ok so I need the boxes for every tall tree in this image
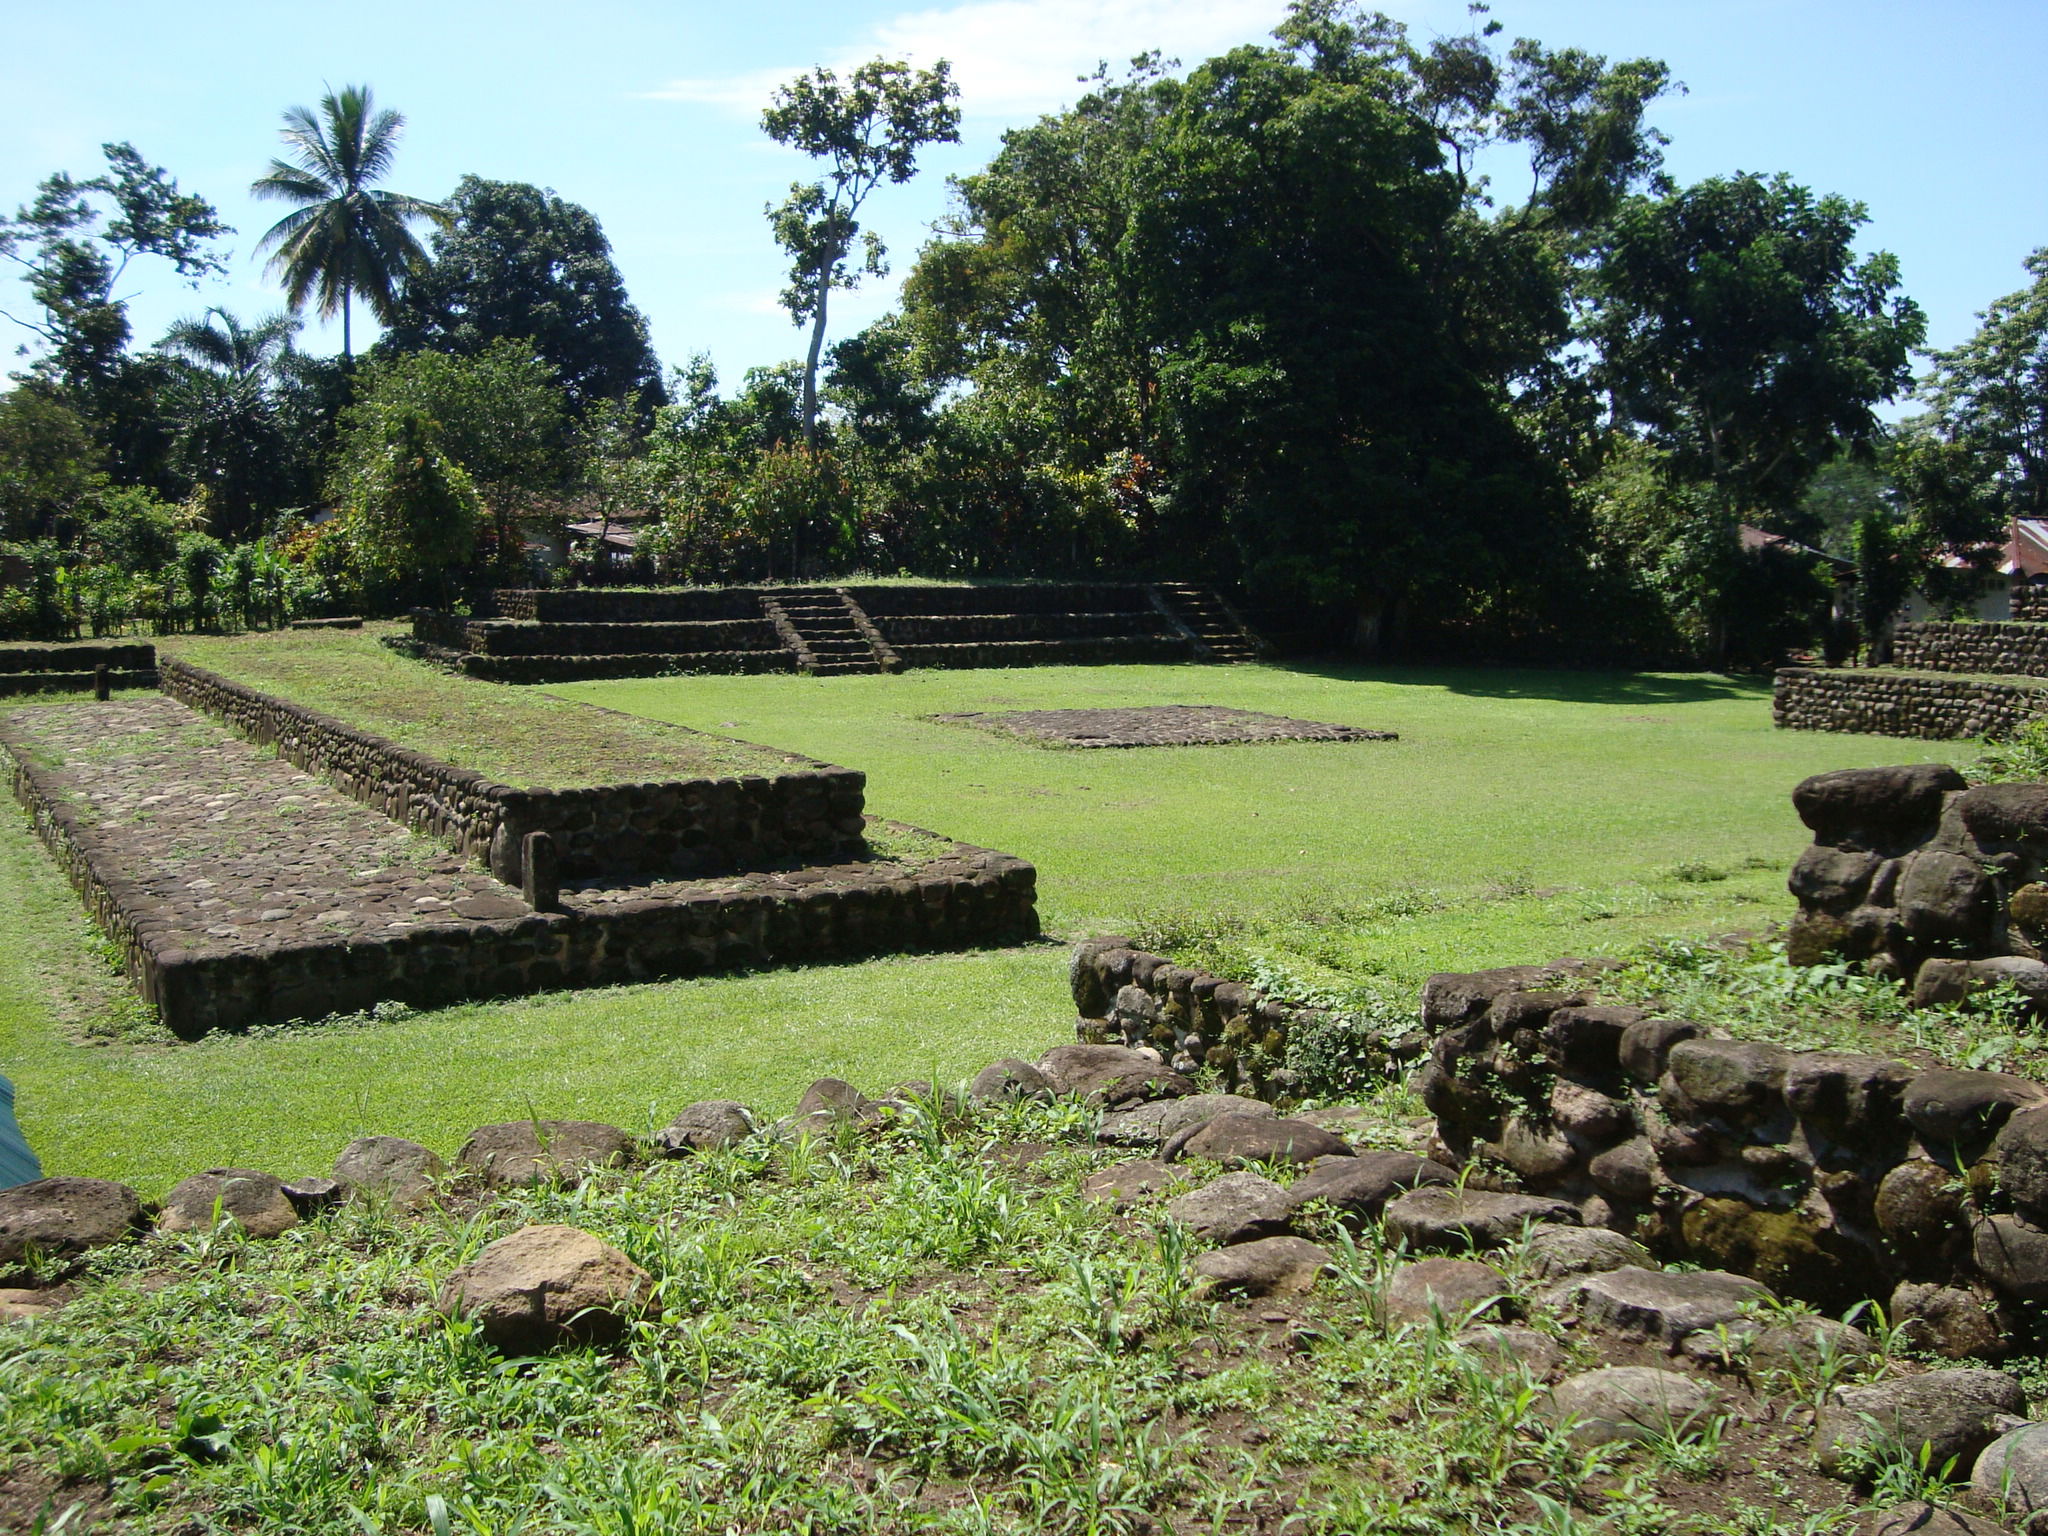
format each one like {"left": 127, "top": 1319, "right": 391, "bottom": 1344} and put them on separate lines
{"left": 250, "top": 85, "right": 446, "bottom": 359}
{"left": 762, "top": 58, "right": 959, "bottom": 446}
{"left": 387, "top": 176, "right": 664, "bottom": 416}
{"left": 1917, "top": 247, "right": 2048, "bottom": 522}
{"left": 156, "top": 307, "right": 306, "bottom": 538}
{"left": 1590, "top": 173, "right": 1924, "bottom": 522}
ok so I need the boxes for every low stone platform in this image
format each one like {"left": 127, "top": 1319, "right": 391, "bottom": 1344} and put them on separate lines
{"left": 931, "top": 704, "right": 1396, "bottom": 749}
{"left": 4, "top": 698, "right": 1037, "bottom": 1035}
{"left": 0, "top": 640, "right": 157, "bottom": 697}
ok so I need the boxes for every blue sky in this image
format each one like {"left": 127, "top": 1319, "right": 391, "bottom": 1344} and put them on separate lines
{"left": 3, "top": 0, "right": 2044, "bottom": 398}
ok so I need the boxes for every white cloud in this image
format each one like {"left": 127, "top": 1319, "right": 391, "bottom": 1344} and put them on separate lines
{"left": 644, "top": 0, "right": 1296, "bottom": 121}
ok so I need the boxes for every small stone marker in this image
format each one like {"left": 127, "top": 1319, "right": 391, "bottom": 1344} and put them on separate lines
{"left": 521, "top": 830, "right": 560, "bottom": 912}
{"left": 93, "top": 663, "right": 109, "bottom": 701}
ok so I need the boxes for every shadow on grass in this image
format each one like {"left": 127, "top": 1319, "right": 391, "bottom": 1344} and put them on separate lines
{"left": 1267, "top": 656, "right": 1772, "bottom": 706}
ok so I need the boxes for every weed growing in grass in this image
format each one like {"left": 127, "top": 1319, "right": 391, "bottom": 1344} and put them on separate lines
{"left": 1, "top": 1096, "right": 1854, "bottom": 1535}
{"left": 1610, "top": 937, "right": 2035, "bottom": 1061}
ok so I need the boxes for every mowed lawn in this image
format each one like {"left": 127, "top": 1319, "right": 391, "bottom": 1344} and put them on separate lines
{"left": 1, "top": 657, "right": 1972, "bottom": 1192}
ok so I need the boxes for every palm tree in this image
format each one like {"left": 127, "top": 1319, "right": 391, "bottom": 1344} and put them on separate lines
{"left": 249, "top": 85, "right": 446, "bottom": 359}
{"left": 160, "top": 307, "right": 300, "bottom": 388}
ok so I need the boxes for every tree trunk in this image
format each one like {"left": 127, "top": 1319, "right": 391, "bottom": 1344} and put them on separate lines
{"left": 800, "top": 278, "right": 830, "bottom": 449}
{"left": 341, "top": 282, "right": 353, "bottom": 362}
{"left": 1352, "top": 596, "right": 1385, "bottom": 657}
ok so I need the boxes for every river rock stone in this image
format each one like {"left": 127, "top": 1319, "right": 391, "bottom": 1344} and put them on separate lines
{"left": 1167, "top": 1172, "right": 1293, "bottom": 1245}
{"left": 1893, "top": 1280, "right": 2011, "bottom": 1361}
{"left": 157, "top": 1169, "right": 299, "bottom": 1238}
{"left": 1542, "top": 1366, "right": 1720, "bottom": 1448}
{"left": 1587, "top": 1138, "right": 1660, "bottom": 1202}
{"left": 0, "top": 1177, "right": 143, "bottom": 1279}
{"left": 654, "top": 1101, "right": 756, "bottom": 1155}
{"left": 1382, "top": 1187, "right": 1580, "bottom": 1253}
{"left": 1817, "top": 1368, "right": 2028, "bottom": 1479}
{"left": 1192, "top": 1235, "right": 1332, "bottom": 1298}
{"left": 458, "top": 1121, "right": 635, "bottom": 1188}
{"left": 1973, "top": 1422, "right": 2048, "bottom": 1518}
{"left": 1384, "top": 1257, "right": 1510, "bottom": 1329}
{"left": 437, "top": 1223, "right": 653, "bottom": 1353}
{"left": 1905, "top": 1071, "right": 2048, "bottom": 1150}
{"left": 1784, "top": 1053, "right": 1915, "bottom": 1135}
{"left": 1164, "top": 1114, "right": 1352, "bottom": 1167}
{"left": 969, "top": 1058, "right": 1054, "bottom": 1103}
{"left": 1539, "top": 1006, "right": 1643, "bottom": 1076}
{"left": 1081, "top": 1159, "right": 1176, "bottom": 1206}
{"left": 1421, "top": 966, "right": 1564, "bottom": 1032}
{"left": 1565, "top": 1266, "right": 1771, "bottom": 1348}
{"left": 333, "top": 1136, "right": 445, "bottom": 1209}
{"left": 1994, "top": 1108, "right": 2048, "bottom": 1224}
{"left": 1487, "top": 1116, "right": 1578, "bottom": 1180}
{"left": 1619, "top": 1018, "right": 1705, "bottom": 1085}
{"left": 1876, "top": 1161, "right": 1968, "bottom": 1256}
{"left": 1524, "top": 1227, "right": 1655, "bottom": 1281}
{"left": 1098, "top": 1094, "right": 1272, "bottom": 1148}
{"left": 1899, "top": 852, "right": 1995, "bottom": 943}
{"left": 1864, "top": 1501, "right": 2018, "bottom": 1536}
{"left": 1036, "top": 1045, "right": 1193, "bottom": 1107}
{"left": 0, "top": 1287, "right": 60, "bottom": 1324}
{"left": 1791, "top": 845, "right": 1884, "bottom": 912}
{"left": 1284, "top": 1151, "right": 1455, "bottom": 1225}
{"left": 1792, "top": 764, "right": 1963, "bottom": 846}
{"left": 1664, "top": 1039, "right": 1792, "bottom": 1122}
{"left": 1972, "top": 1215, "right": 2048, "bottom": 1302}
{"left": 1456, "top": 1324, "right": 1564, "bottom": 1379}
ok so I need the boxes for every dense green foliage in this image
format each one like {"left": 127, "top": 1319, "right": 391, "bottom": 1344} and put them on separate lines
{"left": 1, "top": 9, "right": 2038, "bottom": 656}
{"left": 388, "top": 175, "right": 664, "bottom": 417}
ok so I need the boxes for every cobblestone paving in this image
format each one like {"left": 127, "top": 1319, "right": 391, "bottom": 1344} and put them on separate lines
{"left": 928, "top": 704, "right": 1397, "bottom": 749}
{"left": 2, "top": 698, "right": 528, "bottom": 956}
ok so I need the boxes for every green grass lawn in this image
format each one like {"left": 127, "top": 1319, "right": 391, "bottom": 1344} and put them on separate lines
{"left": 561, "top": 661, "right": 1973, "bottom": 990}
{"left": 161, "top": 625, "right": 794, "bottom": 785}
{"left": 0, "top": 655, "right": 1976, "bottom": 1192}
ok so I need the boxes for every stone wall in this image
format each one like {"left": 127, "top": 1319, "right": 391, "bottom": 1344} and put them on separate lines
{"left": 1068, "top": 937, "right": 1421, "bottom": 1097}
{"left": 1417, "top": 961, "right": 2048, "bottom": 1347}
{"left": 7, "top": 731, "right": 1035, "bottom": 1035}
{"left": 492, "top": 589, "right": 775, "bottom": 623}
{"left": 893, "top": 638, "right": 1192, "bottom": 670}
{"left": 456, "top": 619, "right": 783, "bottom": 657}
{"left": 158, "top": 657, "right": 866, "bottom": 883}
{"left": 1775, "top": 666, "right": 2048, "bottom": 740}
{"left": 1893, "top": 621, "right": 2048, "bottom": 678}
{"left": 845, "top": 584, "right": 1157, "bottom": 617}
{"left": 1783, "top": 762, "right": 2048, "bottom": 1008}
{"left": 2014, "top": 584, "right": 2048, "bottom": 623}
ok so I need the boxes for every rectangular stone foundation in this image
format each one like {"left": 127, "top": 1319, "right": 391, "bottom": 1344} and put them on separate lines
{"left": 6, "top": 730, "right": 1037, "bottom": 1037}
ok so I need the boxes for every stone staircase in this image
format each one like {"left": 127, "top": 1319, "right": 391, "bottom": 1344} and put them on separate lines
{"left": 769, "top": 590, "right": 891, "bottom": 676}
{"left": 1151, "top": 583, "right": 1263, "bottom": 663}
{"left": 401, "top": 583, "right": 1277, "bottom": 682}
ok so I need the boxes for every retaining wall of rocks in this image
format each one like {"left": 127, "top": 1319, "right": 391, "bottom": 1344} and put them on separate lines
{"left": 1782, "top": 761, "right": 2048, "bottom": 1006}
{"left": 1774, "top": 666, "right": 2048, "bottom": 740}
{"left": 491, "top": 589, "right": 771, "bottom": 623}
{"left": 1892, "top": 621, "right": 2048, "bottom": 678}
{"left": 5, "top": 732, "right": 1035, "bottom": 1034}
{"left": 1418, "top": 960, "right": 2048, "bottom": 1350}
{"left": 157, "top": 657, "right": 866, "bottom": 883}
{"left": 1068, "top": 936, "right": 1423, "bottom": 1098}
{"left": 2013, "top": 584, "right": 2048, "bottom": 623}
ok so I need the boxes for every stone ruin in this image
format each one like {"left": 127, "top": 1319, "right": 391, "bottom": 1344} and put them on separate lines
{"left": 1786, "top": 762, "right": 2048, "bottom": 1008}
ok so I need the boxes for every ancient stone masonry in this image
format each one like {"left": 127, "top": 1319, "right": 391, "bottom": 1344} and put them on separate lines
{"left": 1893, "top": 620, "right": 2048, "bottom": 677}
{"left": 1781, "top": 762, "right": 2048, "bottom": 1009}
{"left": 158, "top": 656, "right": 866, "bottom": 884}
{"left": 407, "top": 583, "right": 1271, "bottom": 683}
{"left": 1774, "top": 666, "right": 2048, "bottom": 740}
{"left": 0, "top": 640, "right": 156, "bottom": 697}
{"left": 1, "top": 697, "right": 1037, "bottom": 1036}
{"left": 1417, "top": 959, "right": 2048, "bottom": 1350}
{"left": 1069, "top": 936, "right": 1424, "bottom": 1097}
{"left": 1777, "top": 583, "right": 2048, "bottom": 739}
